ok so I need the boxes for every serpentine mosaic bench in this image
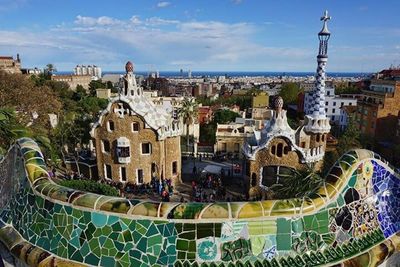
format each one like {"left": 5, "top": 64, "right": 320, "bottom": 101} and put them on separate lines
{"left": 0, "top": 138, "right": 399, "bottom": 266}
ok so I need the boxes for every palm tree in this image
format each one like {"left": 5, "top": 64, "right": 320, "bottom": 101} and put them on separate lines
{"left": 45, "top": 63, "right": 57, "bottom": 76}
{"left": 269, "top": 164, "right": 324, "bottom": 199}
{"left": 177, "top": 97, "right": 198, "bottom": 153}
{"left": 0, "top": 108, "right": 28, "bottom": 155}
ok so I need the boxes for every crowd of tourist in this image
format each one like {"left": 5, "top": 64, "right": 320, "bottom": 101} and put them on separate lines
{"left": 191, "top": 174, "right": 226, "bottom": 202}
{"left": 102, "top": 177, "right": 174, "bottom": 201}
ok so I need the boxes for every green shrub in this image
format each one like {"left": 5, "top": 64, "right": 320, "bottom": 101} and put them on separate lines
{"left": 59, "top": 179, "right": 119, "bottom": 197}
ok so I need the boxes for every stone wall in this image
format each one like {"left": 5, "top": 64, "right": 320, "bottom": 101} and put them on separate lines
{"left": 249, "top": 137, "right": 304, "bottom": 187}
{"left": 94, "top": 102, "right": 181, "bottom": 184}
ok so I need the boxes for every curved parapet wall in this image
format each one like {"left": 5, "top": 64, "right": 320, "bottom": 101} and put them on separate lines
{"left": 0, "top": 138, "right": 399, "bottom": 266}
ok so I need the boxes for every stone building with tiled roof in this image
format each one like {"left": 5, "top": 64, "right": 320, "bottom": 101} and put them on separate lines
{"left": 91, "top": 61, "right": 182, "bottom": 185}
{"left": 244, "top": 11, "right": 333, "bottom": 198}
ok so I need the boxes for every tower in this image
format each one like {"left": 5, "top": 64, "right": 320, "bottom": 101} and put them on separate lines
{"left": 304, "top": 10, "right": 331, "bottom": 134}
{"left": 120, "top": 61, "right": 141, "bottom": 96}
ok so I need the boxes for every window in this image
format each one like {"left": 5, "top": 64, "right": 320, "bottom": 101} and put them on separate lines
{"left": 221, "top": 143, "right": 227, "bottom": 152}
{"left": 120, "top": 167, "right": 127, "bottom": 182}
{"left": 117, "top": 147, "right": 130, "bottom": 157}
{"left": 104, "top": 164, "right": 112, "bottom": 179}
{"left": 276, "top": 143, "right": 283, "bottom": 157}
{"left": 108, "top": 121, "right": 115, "bottom": 131}
{"left": 251, "top": 173, "right": 257, "bottom": 187}
{"left": 234, "top": 143, "right": 240, "bottom": 153}
{"left": 325, "top": 108, "right": 328, "bottom": 113}
{"left": 316, "top": 134, "right": 320, "bottom": 142}
{"left": 137, "top": 169, "right": 144, "bottom": 184}
{"left": 333, "top": 102, "right": 336, "bottom": 106}
{"left": 102, "top": 140, "right": 110, "bottom": 153}
{"left": 261, "top": 166, "right": 277, "bottom": 187}
{"left": 332, "top": 115, "right": 335, "bottom": 121}
{"left": 325, "top": 102, "right": 328, "bottom": 106}
{"left": 172, "top": 161, "right": 178, "bottom": 175}
{"left": 341, "top": 102, "right": 344, "bottom": 107}
{"left": 283, "top": 146, "right": 289, "bottom": 155}
{"left": 141, "top": 143, "right": 152, "bottom": 155}
{"left": 271, "top": 145, "right": 276, "bottom": 155}
{"left": 349, "top": 103, "right": 352, "bottom": 106}
{"left": 132, "top": 122, "right": 139, "bottom": 132}
{"left": 332, "top": 108, "right": 336, "bottom": 114}
{"left": 327, "top": 91, "right": 330, "bottom": 96}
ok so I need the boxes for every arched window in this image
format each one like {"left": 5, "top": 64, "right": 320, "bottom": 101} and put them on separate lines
{"left": 284, "top": 146, "right": 289, "bottom": 155}
{"left": 251, "top": 173, "right": 257, "bottom": 187}
{"left": 277, "top": 143, "right": 283, "bottom": 157}
{"left": 107, "top": 120, "right": 115, "bottom": 131}
{"left": 271, "top": 145, "right": 276, "bottom": 155}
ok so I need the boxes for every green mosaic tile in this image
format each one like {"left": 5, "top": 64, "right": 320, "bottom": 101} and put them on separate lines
{"left": 276, "top": 234, "right": 291, "bottom": 250}
{"left": 91, "top": 212, "right": 108, "bottom": 228}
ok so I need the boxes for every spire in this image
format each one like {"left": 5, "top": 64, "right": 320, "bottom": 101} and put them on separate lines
{"left": 307, "top": 11, "right": 332, "bottom": 118}
{"left": 304, "top": 11, "right": 331, "bottom": 134}
{"left": 318, "top": 10, "right": 331, "bottom": 57}
{"left": 120, "top": 61, "right": 141, "bottom": 97}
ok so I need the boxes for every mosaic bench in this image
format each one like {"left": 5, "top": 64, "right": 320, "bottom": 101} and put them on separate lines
{"left": 0, "top": 138, "right": 399, "bottom": 267}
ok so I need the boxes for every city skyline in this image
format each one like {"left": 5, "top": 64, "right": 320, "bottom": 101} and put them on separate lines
{"left": 1, "top": 0, "right": 400, "bottom": 72}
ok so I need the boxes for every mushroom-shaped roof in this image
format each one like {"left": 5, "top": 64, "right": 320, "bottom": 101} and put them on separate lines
{"left": 273, "top": 96, "right": 284, "bottom": 110}
{"left": 125, "top": 61, "right": 134, "bottom": 73}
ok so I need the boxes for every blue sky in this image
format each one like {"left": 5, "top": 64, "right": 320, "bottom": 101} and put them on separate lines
{"left": 0, "top": 0, "right": 399, "bottom": 72}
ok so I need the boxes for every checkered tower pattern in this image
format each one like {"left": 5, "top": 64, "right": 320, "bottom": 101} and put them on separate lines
{"left": 308, "top": 10, "right": 331, "bottom": 118}
{"left": 309, "top": 57, "right": 328, "bottom": 117}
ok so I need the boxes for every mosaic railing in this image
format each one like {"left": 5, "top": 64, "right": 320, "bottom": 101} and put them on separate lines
{"left": 0, "top": 137, "right": 399, "bottom": 267}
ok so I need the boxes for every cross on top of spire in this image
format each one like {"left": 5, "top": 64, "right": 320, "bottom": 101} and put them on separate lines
{"left": 319, "top": 10, "right": 331, "bottom": 36}
{"left": 321, "top": 10, "right": 331, "bottom": 22}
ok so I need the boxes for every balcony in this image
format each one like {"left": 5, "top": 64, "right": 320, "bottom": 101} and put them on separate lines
{"left": 116, "top": 137, "right": 131, "bottom": 164}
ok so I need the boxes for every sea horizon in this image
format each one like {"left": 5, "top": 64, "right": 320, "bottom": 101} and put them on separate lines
{"left": 56, "top": 70, "right": 372, "bottom": 78}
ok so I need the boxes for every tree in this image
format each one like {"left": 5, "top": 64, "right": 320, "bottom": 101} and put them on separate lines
{"left": 45, "top": 63, "right": 57, "bottom": 76}
{"left": 177, "top": 98, "right": 199, "bottom": 152}
{"left": 335, "top": 83, "right": 361, "bottom": 95}
{"left": 337, "top": 115, "right": 361, "bottom": 155}
{"left": 269, "top": 165, "right": 324, "bottom": 200}
{"left": 213, "top": 109, "right": 241, "bottom": 124}
{"left": 0, "top": 71, "right": 62, "bottom": 129}
{"left": 88, "top": 80, "right": 107, "bottom": 96}
{"left": 279, "top": 82, "right": 301, "bottom": 105}
{"left": 0, "top": 108, "right": 28, "bottom": 155}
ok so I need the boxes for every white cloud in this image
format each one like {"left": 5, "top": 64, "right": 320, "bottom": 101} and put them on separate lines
{"left": 3, "top": 14, "right": 395, "bottom": 72}
{"left": 156, "top": 1, "right": 170, "bottom": 8}
{"left": 146, "top": 17, "right": 179, "bottom": 26}
{"left": 75, "top": 15, "right": 122, "bottom": 26}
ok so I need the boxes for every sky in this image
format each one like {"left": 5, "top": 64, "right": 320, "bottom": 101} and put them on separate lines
{"left": 0, "top": 0, "right": 399, "bottom": 72}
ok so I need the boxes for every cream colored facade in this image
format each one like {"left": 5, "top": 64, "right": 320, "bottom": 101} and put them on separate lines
{"left": 215, "top": 121, "right": 254, "bottom": 159}
{"left": 96, "top": 88, "right": 111, "bottom": 99}
{"left": 0, "top": 55, "right": 21, "bottom": 74}
{"left": 51, "top": 75, "right": 92, "bottom": 91}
